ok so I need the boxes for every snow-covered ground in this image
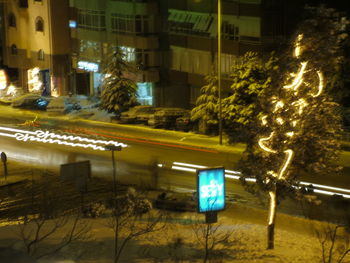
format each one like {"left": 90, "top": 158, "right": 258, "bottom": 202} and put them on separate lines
{"left": 0, "top": 202, "right": 347, "bottom": 263}
{"left": 0, "top": 95, "right": 349, "bottom": 262}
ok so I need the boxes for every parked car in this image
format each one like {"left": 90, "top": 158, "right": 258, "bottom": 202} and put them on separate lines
{"left": 11, "top": 94, "right": 50, "bottom": 110}
{"left": 148, "top": 108, "right": 189, "bottom": 129}
{"left": 135, "top": 107, "right": 159, "bottom": 124}
{"left": 175, "top": 112, "right": 197, "bottom": 132}
{"left": 119, "top": 105, "right": 155, "bottom": 124}
{"left": 153, "top": 192, "right": 197, "bottom": 212}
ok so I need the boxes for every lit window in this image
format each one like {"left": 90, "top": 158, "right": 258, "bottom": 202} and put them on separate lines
{"left": 11, "top": 44, "right": 18, "bottom": 55}
{"left": 120, "top": 46, "right": 135, "bottom": 62}
{"left": 35, "top": 17, "right": 44, "bottom": 32}
{"left": 137, "top": 82, "right": 153, "bottom": 105}
{"left": 8, "top": 13, "right": 16, "bottom": 28}
{"left": 38, "top": 49, "right": 44, "bottom": 60}
{"left": 69, "top": 20, "right": 77, "bottom": 28}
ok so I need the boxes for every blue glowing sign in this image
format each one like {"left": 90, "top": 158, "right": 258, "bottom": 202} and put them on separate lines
{"left": 77, "top": 61, "right": 99, "bottom": 72}
{"left": 197, "top": 167, "right": 225, "bottom": 213}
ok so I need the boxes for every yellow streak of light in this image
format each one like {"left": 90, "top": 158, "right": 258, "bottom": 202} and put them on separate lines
{"left": 311, "top": 71, "right": 324, "bottom": 97}
{"left": 276, "top": 118, "right": 284, "bottom": 125}
{"left": 268, "top": 191, "right": 276, "bottom": 225}
{"left": 258, "top": 132, "right": 277, "bottom": 153}
{"left": 278, "top": 149, "right": 294, "bottom": 180}
{"left": 283, "top": 62, "right": 308, "bottom": 90}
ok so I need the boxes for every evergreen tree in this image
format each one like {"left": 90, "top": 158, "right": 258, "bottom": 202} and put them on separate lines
{"left": 100, "top": 47, "right": 138, "bottom": 114}
{"left": 222, "top": 52, "right": 279, "bottom": 143}
{"left": 239, "top": 5, "right": 348, "bottom": 249}
{"left": 191, "top": 71, "right": 219, "bottom": 135}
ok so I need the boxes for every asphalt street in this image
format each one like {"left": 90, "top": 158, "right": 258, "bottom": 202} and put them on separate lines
{"left": 0, "top": 105, "right": 350, "bottom": 223}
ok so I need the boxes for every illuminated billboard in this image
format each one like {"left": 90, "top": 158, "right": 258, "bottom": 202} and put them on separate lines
{"left": 197, "top": 167, "right": 225, "bottom": 213}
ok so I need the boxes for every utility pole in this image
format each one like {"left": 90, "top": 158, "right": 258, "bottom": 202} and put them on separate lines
{"left": 104, "top": 145, "right": 122, "bottom": 195}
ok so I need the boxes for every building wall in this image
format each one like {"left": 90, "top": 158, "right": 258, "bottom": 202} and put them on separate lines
{"left": 2, "top": 0, "right": 70, "bottom": 95}
{"left": 69, "top": 0, "right": 160, "bottom": 85}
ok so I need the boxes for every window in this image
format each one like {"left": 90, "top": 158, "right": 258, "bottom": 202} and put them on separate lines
{"left": 38, "top": 49, "right": 44, "bottom": 60}
{"left": 69, "top": 20, "right": 77, "bottom": 28}
{"left": 18, "top": 0, "right": 28, "bottom": 8}
{"left": 120, "top": 46, "right": 136, "bottom": 62}
{"left": 11, "top": 44, "right": 18, "bottom": 55}
{"left": 137, "top": 82, "right": 153, "bottom": 105}
{"left": 35, "top": 17, "right": 44, "bottom": 32}
{"left": 168, "top": 9, "right": 213, "bottom": 37}
{"left": 111, "top": 13, "right": 149, "bottom": 34}
{"left": 79, "top": 40, "right": 101, "bottom": 60}
{"left": 222, "top": 21, "right": 239, "bottom": 40}
{"left": 8, "top": 13, "right": 16, "bottom": 28}
{"left": 77, "top": 9, "right": 106, "bottom": 31}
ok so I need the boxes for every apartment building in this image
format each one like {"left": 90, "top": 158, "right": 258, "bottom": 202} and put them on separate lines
{"left": 1, "top": 0, "right": 311, "bottom": 107}
{"left": 164, "top": 0, "right": 307, "bottom": 108}
{"left": 2, "top": 0, "right": 71, "bottom": 96}
{"left": 69, "top": 0, "right": 160, "bottom": 105}
{"left": 68, "top": 0, "right": 305, "bottom": 108}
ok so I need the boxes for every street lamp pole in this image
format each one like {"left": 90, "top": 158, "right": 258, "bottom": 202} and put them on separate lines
{"left": 217, "top": 0, "right": 223, "bottom": 145}
{"left": 105, "top": 145, "right": 122, "bottom": 195}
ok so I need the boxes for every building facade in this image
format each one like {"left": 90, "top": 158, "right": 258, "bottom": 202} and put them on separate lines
{"left": 68, "top": 0, "right": 305, "bottom": 108}
{"left": 69, "top": 0, "right": 160, "bottom": 105}
{"left": 2, "top": 0, "right": 71, "bottom": 96}
{"left": 1, "top": 0, "right": 306, "bottom": 106}
{"left": 164, "top": 0, "right": 305, "bottom": 108}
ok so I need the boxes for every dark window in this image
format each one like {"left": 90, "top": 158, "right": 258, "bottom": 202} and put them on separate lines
{"left": 38, "top": 49, "right": 44, "bottom": 60}
{"left": 77, "top": 9, "right": 106, "bottom": 31}
{"left": 8, "top": 13, "right": 16, "bottom": 28}
{"left": 18, "top": 0, "right": 28, "bottom": 8}
{"left": 35, "top": 17, "right": 44, "bottom": 32}
{"left": 111, "top": 13, "right": 149, "bottom": 35}
{"left": 11, "top": 44, "right": 18, "bottom": 55}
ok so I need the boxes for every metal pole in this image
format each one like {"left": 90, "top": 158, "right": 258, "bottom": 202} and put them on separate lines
{"left": 217, "top": 0, "right": 223, "bottom": 145}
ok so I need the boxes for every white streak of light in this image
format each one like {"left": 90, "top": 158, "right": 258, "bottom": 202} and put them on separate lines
{"left": 300, "top": 181, "right": 350, "bottom": 194}
{"left": 171, "top": 165, "right": 196, "bottom": 172}
{"left": 173, "top": 162, "right": 207, "bottom": 169}
{"left": 0, "top": 132, "right": 17, "bottom": 138}
{"left": 225, "top": 169, "right": 241, "bottom": 175}
{"left": 312, "top": 189, "right": 350, "bottom": 199}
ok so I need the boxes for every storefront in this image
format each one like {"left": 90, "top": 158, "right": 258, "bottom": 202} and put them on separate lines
{"left": 137, "top": 82, "right": 153, "bottom": 105}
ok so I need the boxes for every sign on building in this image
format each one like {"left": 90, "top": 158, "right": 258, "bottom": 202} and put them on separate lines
{"left": 197, "top": 167, "right": 225, "bottom": 213}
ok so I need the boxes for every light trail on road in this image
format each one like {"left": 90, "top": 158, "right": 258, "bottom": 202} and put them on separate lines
{"left": 0, "top": 126, "right": 128, "bottom": 151}
{"left": 64, "top": 127, "right": 219, "bottom": 153}
{"left": 171, "top": 161, "right": 350, "bottom": 199}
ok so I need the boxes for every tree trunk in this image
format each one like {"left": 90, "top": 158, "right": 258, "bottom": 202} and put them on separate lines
{"left": 203, "top": 224, "right": 210, "bottom": 263}
{"left": 267, "top": 189, "right": 277, "bottom": 249}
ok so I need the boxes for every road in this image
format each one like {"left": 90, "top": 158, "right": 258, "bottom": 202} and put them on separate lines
{"left": 0, "top": 106, "right": 350, "bottom": 223}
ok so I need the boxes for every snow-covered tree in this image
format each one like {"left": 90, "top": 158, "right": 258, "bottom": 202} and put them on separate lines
{"left": 191, "top": 71, "right": 219, "bottom": 135}
{"left": 108, "top": 187, "right": 165, "bottom": 263}
{"left": 100, "top": 47, "right": 138, "bottom": 114}
{"left": 239, "top": 5, "right": 348, "bottom": 249}
{"left": 222, "top": 52, "right": 279, "bottom": 143}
